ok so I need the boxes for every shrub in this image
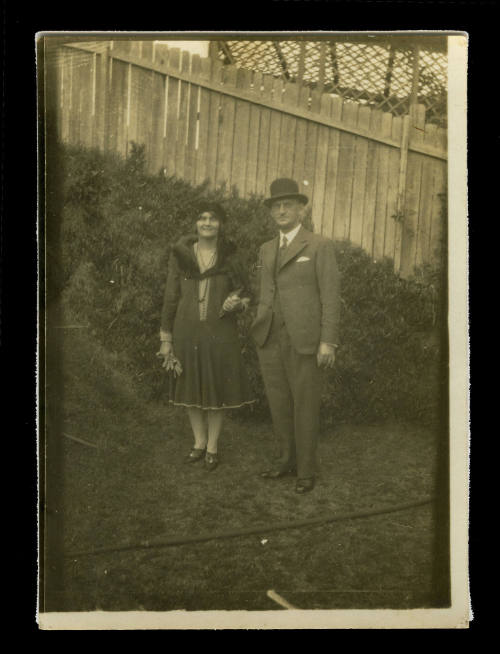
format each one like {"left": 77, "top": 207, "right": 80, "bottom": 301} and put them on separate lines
{"left": 55, "top": 144, "right": 446, "bottom": 429}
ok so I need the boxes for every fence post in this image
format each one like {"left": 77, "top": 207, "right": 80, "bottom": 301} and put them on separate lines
{"left": 393, "top": 114, "right": 411, "bottom": 274}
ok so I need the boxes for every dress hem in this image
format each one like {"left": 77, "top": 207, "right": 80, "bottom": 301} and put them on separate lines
{"left": 169, "top": 399, "right": 257, "bottom": 411}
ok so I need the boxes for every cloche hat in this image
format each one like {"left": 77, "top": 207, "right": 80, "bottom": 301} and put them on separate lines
{"left": 196, "top": 200, "right": 228, "bottom": 222}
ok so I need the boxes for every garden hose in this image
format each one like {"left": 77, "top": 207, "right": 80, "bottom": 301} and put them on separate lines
{"left": 67, "top": 496, "right": 433, "bottom": 559}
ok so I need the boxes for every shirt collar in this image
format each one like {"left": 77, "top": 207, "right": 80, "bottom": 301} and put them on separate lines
{"left": 280, "top": 223, "right": 301, "bottom": 246}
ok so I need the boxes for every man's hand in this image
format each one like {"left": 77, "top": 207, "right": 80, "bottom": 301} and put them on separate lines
{"left": 317, "top": 342, "right": 336, "bottom": 369}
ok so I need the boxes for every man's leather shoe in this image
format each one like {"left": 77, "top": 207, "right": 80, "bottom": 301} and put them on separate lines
{"left": 295, "top": 478, "right": 315, "bottom": 494}
{"left": 260, "top": 467, "right": 296, "bottom": 479}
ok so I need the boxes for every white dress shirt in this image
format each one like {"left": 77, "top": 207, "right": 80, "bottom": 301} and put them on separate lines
{"left": 280, "top": 223, "right": 302, "bottom": 247}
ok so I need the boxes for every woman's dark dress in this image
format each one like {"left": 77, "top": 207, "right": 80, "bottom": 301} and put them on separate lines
{"left": 161, "top": 235, "right": 255, "bottom": 410}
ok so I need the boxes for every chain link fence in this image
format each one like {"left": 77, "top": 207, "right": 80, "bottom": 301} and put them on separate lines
{"left": 217, "top": 37, "right": 447, "bottom": 126}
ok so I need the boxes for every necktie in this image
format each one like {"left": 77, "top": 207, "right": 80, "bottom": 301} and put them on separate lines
{"left": 278, "top": 235, "right": 288, "bottom": 267}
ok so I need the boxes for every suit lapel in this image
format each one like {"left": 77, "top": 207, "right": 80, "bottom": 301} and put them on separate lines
{"left": 278, "top": 226, "right": 309, "bottom": 271}
{"left": 263, "top": 236, "right": 280, "bottom": 275}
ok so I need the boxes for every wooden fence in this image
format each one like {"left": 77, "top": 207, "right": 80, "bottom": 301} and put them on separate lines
{"left": 47, "top": 39, "right": 447, "bottom": 277}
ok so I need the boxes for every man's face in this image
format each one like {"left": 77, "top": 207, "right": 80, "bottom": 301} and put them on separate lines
{"left": 270, "top": 198, "right": 304, "bottom": 233}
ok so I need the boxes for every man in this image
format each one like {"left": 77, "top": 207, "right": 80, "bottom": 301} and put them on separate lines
{"left": 251, "top": 178, "right": 340, "bottom": 494}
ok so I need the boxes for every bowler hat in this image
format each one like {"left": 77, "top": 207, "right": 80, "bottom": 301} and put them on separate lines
{"left": 264, "top": 178, "right": 309, "bottom": 208}
{"left": 196, "top": 200, "right": 227, "bottom": 222}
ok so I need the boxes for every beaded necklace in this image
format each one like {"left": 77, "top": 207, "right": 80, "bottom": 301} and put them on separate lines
{"left": 195, "top": 243, "right": 217, "bottom": 305}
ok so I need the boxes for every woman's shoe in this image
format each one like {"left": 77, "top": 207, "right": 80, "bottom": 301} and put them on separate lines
{"left": 205, "top": 452, "right": 219, "bottom": 471}
{"left": 184, "top": 447, "right": 206, "bottom": 464}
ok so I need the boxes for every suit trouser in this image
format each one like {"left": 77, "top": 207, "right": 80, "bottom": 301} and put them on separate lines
{"left": 257, "top": 320, "right": 324, "bottom": 479}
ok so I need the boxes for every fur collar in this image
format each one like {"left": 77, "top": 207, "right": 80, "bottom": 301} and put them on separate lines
{"left": 172, "top": 234, "right": 237, "bottom": 277}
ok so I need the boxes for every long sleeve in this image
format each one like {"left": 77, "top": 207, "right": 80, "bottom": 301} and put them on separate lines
{"left": 249, "top": 246, "right": 263, "bottom": 309}
{"left": 315, "top": 239, "right": 341, "bottom": 346}
{"left": 160, "top": 249, "right": 181, "bottom": 333}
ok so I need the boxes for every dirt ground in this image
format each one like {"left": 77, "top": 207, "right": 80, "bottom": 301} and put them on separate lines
{"left": 42, "top": 326, "right": 440, "bottom": 613}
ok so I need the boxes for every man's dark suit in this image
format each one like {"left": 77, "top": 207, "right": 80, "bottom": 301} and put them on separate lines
{"left": 252, "top": 225, "right": 340, "bottom": 479}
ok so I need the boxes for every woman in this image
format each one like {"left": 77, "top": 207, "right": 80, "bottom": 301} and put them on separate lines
{"left": 157, "top": 201, "right": 255, "bottom": 471}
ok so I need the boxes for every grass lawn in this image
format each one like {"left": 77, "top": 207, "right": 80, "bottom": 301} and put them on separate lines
{"left": 44, "top": 321, "right": 441, "bottom": 613}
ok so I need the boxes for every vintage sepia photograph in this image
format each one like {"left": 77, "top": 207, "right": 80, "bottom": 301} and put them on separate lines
{"left": 37, "top": 31, "right": 469, "bottom": 629}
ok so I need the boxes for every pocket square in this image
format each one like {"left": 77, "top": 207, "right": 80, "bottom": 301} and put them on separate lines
{"left": 297, "top": 256, "right": 310, "bottom": 262}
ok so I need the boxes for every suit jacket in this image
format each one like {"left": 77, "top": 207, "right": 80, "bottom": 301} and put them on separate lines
{"left": 251, "top": 226, "right": 340, "bottom": 354}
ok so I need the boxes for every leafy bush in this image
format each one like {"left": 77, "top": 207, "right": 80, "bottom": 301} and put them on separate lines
{"left": 56, "top": 143, "right": 446, "bottom": 429}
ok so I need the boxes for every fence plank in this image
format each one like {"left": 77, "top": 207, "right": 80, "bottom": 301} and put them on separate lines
{"left": 155, "top": 43, "right": 170, "bottom": 67}
{"left": 149, "top": 71, "right": 165, "bottom": 174}
{"left": 110, "top": 58, "right": 122, "bottom": 154}
{"left": 291, "top": 86, "right": 310, "bottom": 192}
{"left": 435, "top": 125, "right": 447, "bottom": 152}
{"left": 333, "top": 101, "right": 359, "bottom": 241}
{"left": 255, "top": 74, "right": 273, "bottom": 197}
{"left": 349, "top": 105, "right": 371, "bottom": 246}
{"left": 204, "top": 87, "right": 222, "bottom": 188}
{"left": 415, "top": 123, "right": 438, "bottom": 268}
{"left": 141, "top": 40, "right": 153, "bottom": 62}
{"left": 400, "top": 105, "right": 426, "bottom": 277}
{"left": 277, "top": 81, "right": 298, "bottom": 180}
{"left": 215, "top": 65, "right": 237, "bottom": 191}
{"left": 71, "top": 50, "right": 82, "bottom": 145}
{"left": 361, "top": 109, "right": 383, "bottom": 256}
{"left": 114, "top": 40, "right": 131, "bottom": 56}
{"left": 245, "top": 72, "right": 263, "bottom": 196}
{"left": 174, "top": 52, "right": 191, "bottom": 180}
{"left": 428, "top": 123, "right": 447, "bottom": 266}
{"left": 383, "top": 115, "right": 403, "bottom": 262}
{"left": 61, "top": 49, "right": 72, "bottom": 143}
{"left": 68, "top": 49, "right": 80, "bottom": 145}
{"left": 322, "top": 96, "right": 343, "bottom": 239}
{"left": 81, "top": 52, "right": 93, "bottom": 147}
{"left": 311, "top": 94, "right": 332, "bottom": 233}
{"left": 393, "top": 115, "right": 411, "bottom": 272}
{"left": 194, "top": 58, "right": 212, "bottom": 186}
{"left": 428, "top": 161, "right": 446, "bottom": 265}
{"left": 301, "top": 85, "right": 319, "bottom": 213}
{"left": 204, "top": 89, "right": 221, "bottom": 187}
{"left": 108, "top": 58, "right": 127, "bottom": 154}
{"left": 266, "top": 79, "right": 284, "bottom": 190}
{"left": 145, "top": 69, "right": 155, "bottom": 162}
{"left": 164, "top": 50, "right": 181, "bottom": 177}
{"left": 127, "top": 64, "right": 140, "bottom": 153}
{"left": 123, "top": 60, "right": 136, "bottom": 156}
{"left": 96, "top": 48, "right": 110, "bottom": 151}
{"left": 372, "top": 112, "right": 393, "bottom": 261}
{"left": 89, "top": 52, "right": 98, "bottom": 148}
{"left": 184, "top": 56, "right": 201, "bottom": 184}
{"left": 231, "top": 68, "right": 252, "bottom": 196}
{"left": 203, "top": 59, "right": 223, "bottom": 188}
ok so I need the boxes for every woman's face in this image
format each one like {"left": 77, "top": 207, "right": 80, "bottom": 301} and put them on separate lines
{"left": 196, "top": 211, "right": 221, "bottom": 239}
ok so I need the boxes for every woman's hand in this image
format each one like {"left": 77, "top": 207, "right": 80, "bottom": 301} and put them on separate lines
{"left": 222, "top": 295, "right": 243, "bottom": 313}
{"left": 157, "top": 341, "right": 174, "bottom": 368}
